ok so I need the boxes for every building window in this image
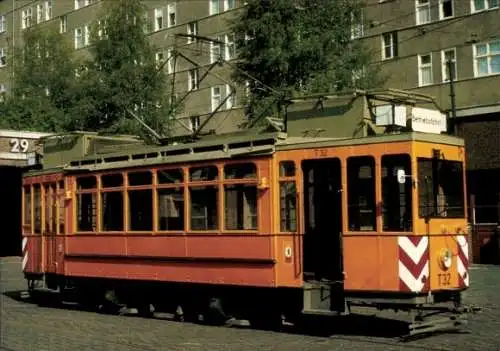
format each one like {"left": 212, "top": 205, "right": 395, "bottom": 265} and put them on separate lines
{"left": 188, "top": 68, "right": 198, "bottom": 91}
{"left": 154, "top": 8, "right": 163, "bottom": 31}
{"left": 225, "top": 33, "right": 236, "bottom": 60}
{"left": 187, "top": 21, "right": 198, "bottom": 43}
{"left": 0, "top": 84, "right": 6, "bottom": 102}
{"left": 167, "top": 48, "right": 174, "bottom": 74}
{"left": 60, "top": 16, "right": 67, "bottom": 33}
{"left": 74, "top": 26, "right": 90, "bottom": 49}
{"left": 45, "top": 1, "right": 52, "bottom": 21}
{"left": 418, "top": 53, "right": 433, "bottom": 86}
{"left": 75, "top": 0, "right": 93, "bottom": 10}
{"left": 225, "top": 0, "right": 236, "bottom": 11}
{"left": 155, "top": 51, "right": 164, "bottom": 69}
{"left": 382, "top": 32, "right": 398, "bottom": 59}
{"left": 210, "top": 0, "right": 221, "bottom": 15}
{"left": 474, "top": 39, "right": 500, "bottom": 76}
{"left": 350, "top": 11, "right": 364, "bottom": 39}
{"left": 0, "top": 48, "right": 6, "bottom": 67}
{"left": 225, "top": 84, "right": 236, "bottom": 109}
{"left": 441, "top": 48, "right": 457, "bottom": 82}
{"left": 416, "top": 0, "right": 431, "bottom": 25}
{"left": 0, "top": 15, "right": 5, "bottom": 33}
{"left": 189, "top": 116, "right": 200, "bottom": 132}
{"left": 211, "top": 86, "right": 222, "bottom": 112}
{"left": 21, "top": 8, "right": 33, "bottom": 29}
{"left": 37, "top": 4, "right": 44, "bottom": 23}
{"left": 472, "top": 0, "right": 499, "bottom": 12}
{"left": 210, "top": 36, "right": 223, "bottom": 63}
{"left": 439, "top": 0, "right": 454, "bottom": 19}
{"left": 167, "top": 3, "right": 176, "bottom": 27}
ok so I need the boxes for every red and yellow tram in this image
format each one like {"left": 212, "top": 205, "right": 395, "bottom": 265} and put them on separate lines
{"left": 21, "top": 130, "right": 472, "bottom": 335}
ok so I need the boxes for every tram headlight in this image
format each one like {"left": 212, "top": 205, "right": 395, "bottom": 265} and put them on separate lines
{"left": 439, "top": 248, "right": 452, "bottom": 270}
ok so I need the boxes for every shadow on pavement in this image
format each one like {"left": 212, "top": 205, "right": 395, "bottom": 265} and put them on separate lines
{"left": 2, "top": 289, "right": 469, "bottom": 341}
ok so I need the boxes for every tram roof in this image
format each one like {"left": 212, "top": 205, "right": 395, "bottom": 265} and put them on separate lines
{"left": 24, "top": 130, "right": 464, "bottom": 175}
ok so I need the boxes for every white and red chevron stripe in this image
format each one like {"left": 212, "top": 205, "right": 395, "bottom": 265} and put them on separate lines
{"left": 398, "top": 236, "right": 429, "bottom": 293}
{"left": 22, "top": 237, "right": 28, "bottom": 271}
{"left": 456, "top": 235, "right": 469, "bottom": 288}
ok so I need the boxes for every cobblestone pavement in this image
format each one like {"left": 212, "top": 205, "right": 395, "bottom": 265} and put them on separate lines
{"left": 1, "top": 257, "right": 499, "bottom": 351}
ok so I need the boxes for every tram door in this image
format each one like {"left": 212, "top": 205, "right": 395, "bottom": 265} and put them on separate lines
{"left": 302, "top": 158, "right": 343, "bottom": 283}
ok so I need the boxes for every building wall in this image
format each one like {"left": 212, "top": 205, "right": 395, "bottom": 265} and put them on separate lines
{"left": 0, "top": 0, "right": 247, "bottom": 136}
{"left": 357, "top": 0, "right": 500, "bottom": 223}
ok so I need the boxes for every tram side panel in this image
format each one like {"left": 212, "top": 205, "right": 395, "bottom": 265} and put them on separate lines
{"left": 62, "top": 158, "right": 286, "bottom": 288}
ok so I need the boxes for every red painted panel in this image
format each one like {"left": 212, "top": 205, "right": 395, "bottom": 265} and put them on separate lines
{"left": 126, "top": 236, "right": 187, "bottom": 257}
{"left": 64, "top": 258, "right": 276, "bottom": 287}
{"left": 66, "top": 236, "right": 127, "bottom": 256}
{"left": 185, "top": 235, "right": 272, "bottom": 259}
{"left": 25, "top": 236, "right": 42, "bottom": 274}
{"left": 56, "top": 237, "right": 65, "bottom": 275}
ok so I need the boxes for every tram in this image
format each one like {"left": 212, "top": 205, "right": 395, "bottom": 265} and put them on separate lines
{"left": 21, "top": 128, "right": 473, "bottom": 336}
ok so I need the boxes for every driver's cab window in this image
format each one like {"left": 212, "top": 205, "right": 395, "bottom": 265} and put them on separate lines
{"left": 382, "top": 154, "right": 413, "bottom": 232}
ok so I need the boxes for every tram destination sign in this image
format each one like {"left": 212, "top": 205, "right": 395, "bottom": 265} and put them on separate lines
{"left": 0, "top": 130, "right": 51, "bottom": 166}
{"left": 410, "top": 107, "right": 447, "bottom": 134}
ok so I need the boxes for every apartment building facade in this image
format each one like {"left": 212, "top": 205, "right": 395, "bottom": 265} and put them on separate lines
{"left": 0, "top": 0, "right": 246, "bottom": 136}
{"left": 357, "top": 0, "right": 500, "bottom": 224}
{"left": 0, "top": 0, "right": 498, "bottom": 222}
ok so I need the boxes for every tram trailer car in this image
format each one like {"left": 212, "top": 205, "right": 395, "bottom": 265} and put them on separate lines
{"left": 21, "top": 131, "right": 473, "bottom": 335}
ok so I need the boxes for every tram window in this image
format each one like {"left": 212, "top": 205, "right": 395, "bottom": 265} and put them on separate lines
{"left": 77, "top": 193, "right": 97, "bottom": 232}
{"left": 190, "top": 186, "right": 218, "bottom": 230}
{"left": 158, "top": 168, "right": 183, "bottom": 184}
{"left": 101, "top": 192, "right": 124, "bottom": 231}
{"left": 58, "top": 196, "right": 65, "bottom": 234}
{"left": 224, "top": 163, "right": 256, "bottom": 179}
{"left": 44, "top": 185, "right": 52, "bottom": 233}
{"left": 33, "top": 184, "right": 41, "bottom": 234}
{"left": 24, "top": 186, "right": 32, "bottom": 227}
{"left": 279, "top": 161, "right": 295, "bottom": 177}
{"left": 102, "top": 174, "right": 123, "bottom": 188}
{"left": 129, "top": 190, "right": 153, "bottom": 231}
{"left": 418, "top": 158, "right": 465, "bottom": 218}
{"left": 77, "top": 176, "right": 97, "bottom": 190}
{"left": 225, "top": 184, "right": 257, "bottom": 230}
{"left": 158, "top": 188, "right": 184, "bottom": 230}
{"left": 128, "top": 171, "right": 153, "bottom": 186}
{"left": 347, "top": 156, "right": 376, "bottom": 231}
{"left": 382, "top": 155, "right": 412, "bottom": 231}
{"left": 51, "top": 184, "right": 57, "bottom": 233}
{"left": 280, "top": 182, "right": 297, "bottom": 232}
{"left": 190, "top": 166, "right": 218, "bottom": 181}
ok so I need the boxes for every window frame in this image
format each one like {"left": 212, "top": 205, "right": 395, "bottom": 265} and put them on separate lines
{"left": 211, "top": 85, "right": 222, "bottom": 112}
{"left": 473, "top": 39, "right": 500, "bottom": 77}
{"left": 471, "top": 0, "right": 499, "bottom": 13}
{"left": 156, "top": 167, "right": 186, "bottom": 233}
{"left": 346, "top": 155, "right": 377, "bottom": 232}
{"left": 439, "top": 0, "right": 454, "bottom": 20}
{"left": 382, "top": 32, "right": 398, "bottom": 60}
{"left": 278, "top": 161, "right": 297, "bottom": 233}
{"left": 222, "top": 162, "right": 259, "bottom": 232}
{"left": 75, "top": 175, "right": 98, "bottom": 233}
{"left": 188, "top": 164, "right": 220, "bottom": 232}
{"left": 418, "top": 53, "right": 433, "bottom": 86}
{"left": 441, "top": 47, "right": 457, "bottom": 82}
{"left": 416, "top": 0, "right": 431, "bottom": 25}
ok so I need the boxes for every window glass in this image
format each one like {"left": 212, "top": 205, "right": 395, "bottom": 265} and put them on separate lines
{"left": 347, "top": 156, "right": 376, "bottom": 231}
{"left": 190, "top": 166, "right": 218, "bottom": 181}
{"left": 102, "top": 174, "right": 123, "bottom": 188}
{"left": 101, "top": 191, "right": 123, "bottom": 231}
{"left": 158, "top": 168, "right": 183, "bottom": 184}
{"left": 33, "top": 184, "right": 42, "bottom": 234}
{"left": 190, "top": 186, "right": 218, "bottom": 230}
{"left": 24, "top": 186, "right": 32, "bottom": 227}
{"left": 225, "top": 184, "right": 257, "bottom": 230}
{"left": 128, "top": 171, "right": 152, "bottom": 186}
{"left": 77, "top": 193, "right": 96, "bottom": 231}
{"left": 77, "top": 176, "right": 96, "bottom": 190}
{"left": 224, "top": 163, "right": 256, "bottom": 179}
{"left": 418, "top": 158, "right": 465, "bottom": 218}
{"left": 382, "top": 155, "right": 413, "bottom": 231}
{"left": 158, "top": 188, "right": 184, "bottom": 230}
{"left": 279, "top": 161, "right": 295, "bottom": 177}
{"left": 279, "top": 182, "right": 297, "bottom": 232}
{"left": 129, "top": 190, "right": 153, "bottom": 230}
